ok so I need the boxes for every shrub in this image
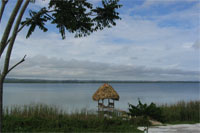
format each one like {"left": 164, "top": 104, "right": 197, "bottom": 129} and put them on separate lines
{"left": 128, "top": 100, "right": 164, "bottom": 122}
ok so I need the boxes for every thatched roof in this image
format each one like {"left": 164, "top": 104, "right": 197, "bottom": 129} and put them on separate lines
{"left": 92, "top": 83, "right": 119, "bottom": 101}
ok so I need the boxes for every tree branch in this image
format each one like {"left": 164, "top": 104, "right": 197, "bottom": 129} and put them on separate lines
{"left": 45, "top": 12, "right": 55, "bottom": 20}
{"left": 2, "top": 0, "right": 29, "bottom": 78}
{"left": 6, "top": 55, "right": 26, "bottom": 75}
{"left": 0, "top": 0, "right": 8, "bottom": 23}
{"left": 5, "top": 20, "right": 30, "bottom": 45}
{"left": 5, "top": 9, "right": 55, "bottom": 46}
{"left": 0, "top": 0, "right": 23, "bottom": 58}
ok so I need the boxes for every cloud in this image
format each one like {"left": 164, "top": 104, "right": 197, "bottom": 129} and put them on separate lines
{"left": 33, "top": 0, "right": 49, "bottom": 7}
{"left": 192, "top": 40, "right": 200, "bottom": 49}
{"left": 129, "top": 0, "right": 199, "bottom": 29}
{"left": 0, "top": 0, "right": 199, "bottom": 81}
{"left": 135, "top": 0, "right": 199, "bottom": 10}
{"left": 6, "top": 5, "right": 198, "bottom": 74}
{"left": 7, "top": 56, "right": 200, "bottom": 81}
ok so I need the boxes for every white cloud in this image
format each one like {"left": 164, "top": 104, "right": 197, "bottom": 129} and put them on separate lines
{"left": 7, "top": 56, "right": 200, "bottom": 81}
{"left": 136, "top": 0, "right": 199, "bottom": 10}
{"left": 128, "top": 0, "right": 199, "bottom": 28}
{"left": 0, "top": 0, "right": 199, "bottom": 80}
{"left": 34, "top": 0, "right": 50, "bottom": 7}
{"left": 8, "top": 9, "right": 198, "bottom": 72}
{"left": 192, "top": 40, "right": 200, "bottom": 49}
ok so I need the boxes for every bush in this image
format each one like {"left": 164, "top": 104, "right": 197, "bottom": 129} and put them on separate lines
{"left": 128, "top": 100, "right": 164, "bottom": 122}
{"left": 128, "top": 100, "right": 200, "bottom": 124}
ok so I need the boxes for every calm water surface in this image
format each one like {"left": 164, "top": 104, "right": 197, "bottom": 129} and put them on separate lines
{"left": 3, "top": 83, "right": 200, "bottom": 112}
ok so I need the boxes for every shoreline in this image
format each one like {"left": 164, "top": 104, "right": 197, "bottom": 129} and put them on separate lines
{"left": 4, "top": 78, "right": 200, "bottom": 83}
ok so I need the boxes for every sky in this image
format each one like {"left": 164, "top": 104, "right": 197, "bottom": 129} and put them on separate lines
{"left": 0, "top": 0, "right": 199, "bottom": 81}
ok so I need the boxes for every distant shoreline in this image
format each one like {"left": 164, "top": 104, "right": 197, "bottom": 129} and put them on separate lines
{"left": 4, "top": 78, "right": 200, "bottom": 83}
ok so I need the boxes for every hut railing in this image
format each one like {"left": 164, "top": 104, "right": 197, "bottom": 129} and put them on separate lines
{"left": 108, "top": 102, "right": 114, "bottom": 108}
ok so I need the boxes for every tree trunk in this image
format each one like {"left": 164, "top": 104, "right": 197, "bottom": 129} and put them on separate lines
{"left": 0, "top": 1, "right": 29, "bottom": 132}
{"left": 0, "top": 77, "right": 4, "bottom": 132}
{"left": 2, "top": 0, "right": 29, "bottom": 77}
{"left": 0, "top": 0, "right": 23, "bottom": 58}
{"left": 0, "top": 0, "right": 8, "bottom": 23}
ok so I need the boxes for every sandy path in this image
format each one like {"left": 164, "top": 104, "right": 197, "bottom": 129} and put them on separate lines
{"left": 138, "top": 123, "right": 200, "bottom": 133}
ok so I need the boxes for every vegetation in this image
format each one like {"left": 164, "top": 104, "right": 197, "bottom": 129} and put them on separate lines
{"left": 160, "top": 101, "right": 200, "bottom": 123}
{"left": 0, "top": 0, "right": 121, "bottom": 131}
{"left": 128, "top": 100, "right": 163, "bottom": 122}
{"left": 2, "top": 100, "right": 199, "bottom": 132}
{"left": 128, "top": 100, "right": 200, "bottom": 124}
{"left": 128, "top": 100, "right": 164, "bottom": 132}
{"left": 3, "top": 104, "right": 140, "bottom": 132}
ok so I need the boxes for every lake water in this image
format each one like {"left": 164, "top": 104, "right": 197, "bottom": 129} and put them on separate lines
{"left": 3, "top": 83, "right": 200, "bottom": 112}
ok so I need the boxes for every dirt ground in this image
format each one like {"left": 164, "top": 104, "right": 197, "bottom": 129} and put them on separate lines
{"left": 138, "top": 123, "right": 200, "bottom": 133}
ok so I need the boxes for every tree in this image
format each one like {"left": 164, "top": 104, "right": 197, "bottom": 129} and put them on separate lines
{"left": 0, "top": 0, "right": 121, "bottom": 131}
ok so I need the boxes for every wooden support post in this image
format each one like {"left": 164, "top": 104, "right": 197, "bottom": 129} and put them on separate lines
{"left": 98, "top": 100, "right": 99, "bottom": 112}
{"left": 102, "top": 99, "right": 104, "bottom": 111}
{"left": 113, "top": 100, "right": 114, "bottom": 112}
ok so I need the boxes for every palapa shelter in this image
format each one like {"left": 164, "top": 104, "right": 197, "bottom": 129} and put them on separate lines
{"left": 92, "top": 83, "right": 119, "bottom": 111}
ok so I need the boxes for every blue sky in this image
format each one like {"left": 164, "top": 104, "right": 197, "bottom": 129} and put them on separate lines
{"left": 0, "top": 0, "right": 199, "bottom": 81}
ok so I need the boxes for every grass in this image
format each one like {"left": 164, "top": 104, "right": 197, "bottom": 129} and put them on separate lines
{"left": 3, "top": 104, "right": 141, "bottom": 132}
{"left": 2, "top": 100, "right": 200, "bottom": 132}
{"left": 160, "top": 101, "right": 200, "bottom": 124}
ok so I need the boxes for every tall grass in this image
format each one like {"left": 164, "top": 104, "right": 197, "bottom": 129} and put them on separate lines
{"left": 3, "top": 104, "right": 140, "bottom": 132}
{"left": 160, "top": 101, "right": 200, "bottom": 123}
{"left": 3, "top": 100, "right": 200, "bottom": 132}
{"left": 4, "top": 104, "right": 65, "bottom": 118}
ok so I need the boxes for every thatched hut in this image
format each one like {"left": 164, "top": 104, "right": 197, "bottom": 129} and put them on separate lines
{"left": 92, "top": 83, "right": 119, "bottom": 111}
